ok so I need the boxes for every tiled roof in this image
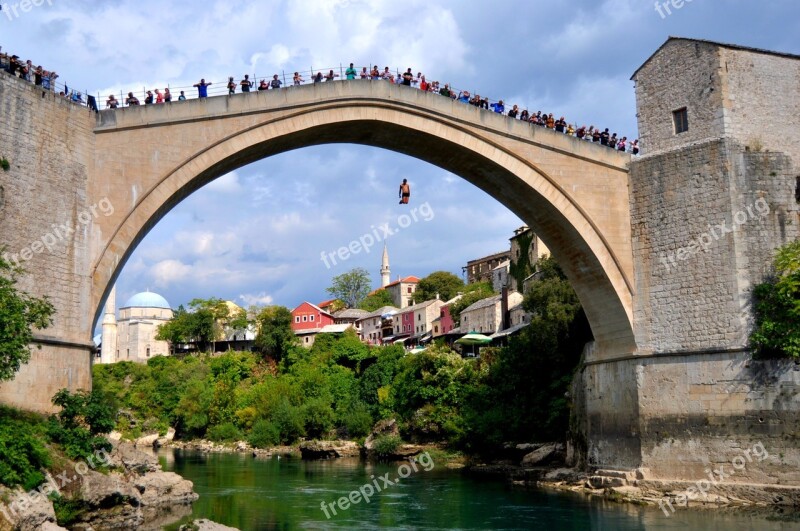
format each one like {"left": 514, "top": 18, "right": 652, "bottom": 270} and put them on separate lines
{"left": 357, "top": 306, "right": 400, "bottom": 320}
{"left": 385, "top": 276, "right": 420, "bottom": 287}
{"left": 461, "top": 294, "right": 502, "bottom": 313}
{"left": 334, "top": 308, "right": 370, "bottom": 319}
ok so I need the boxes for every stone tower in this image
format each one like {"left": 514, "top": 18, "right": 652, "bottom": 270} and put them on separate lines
{"left": 380, "top": 243, "right": 391, "bottom": 287}
{"left": 100, "top": 285, "right": 117, "bottom": 364}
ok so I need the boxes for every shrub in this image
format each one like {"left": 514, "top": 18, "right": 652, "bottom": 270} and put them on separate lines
{"left": 751, "top": 240, "right": 800, "bottom": 358}
{"left": 342, "top": 401, "right": 374, "bottom": 438}
{"left": 302, "top": 397, "right": 335, "bottom": 439}
{"left": 206, "top": 422, "right": 243, "bottom": 443}
{"left": 371, "top": 434, "right": 402, "bottom": 457}
{"left": 271, "top": 398, "right": 305, "bottom": 444}
{"left": 51, "top": 494, "right": 88, "bottom": 527}
{"left": 248, "top": 419, "right": 280, "bottom": 448}
{"left": 48, "top": 389, "right": 113, "bottom": 461}
{"left": 0, "top": 409, "right": 50, "bottom": 490}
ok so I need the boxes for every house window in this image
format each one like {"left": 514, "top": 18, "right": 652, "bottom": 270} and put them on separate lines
{"left": 305, "top": 337, "right": 309, "bottom": 343}
{"left": 295, "top": 316, "right": 300, "bottom": 323}
{"left": 407, "top": 287, "right": 412, "bottom": 294}
{"left": 126, "top": 349, "right": 130, "bottom": 358}
{"left": 417, "top": 314, "right": 421, "bottom": 321}
{"left": 463, "top": 316, "right": 468, "bottom": 323}
{"left": 303, "top": 315, "right": 307, "bottom": 322}
{"left": 310, "top": 315, "right": 315, "bottom": 322}
{"left": 146, "top": 347, "right": 150, "bottom": 357}
{"left": 673, "top": 108, "right": 689, "bottom": 134}
{"left": 435, "top": 326, "right": 439, "bottom": 333}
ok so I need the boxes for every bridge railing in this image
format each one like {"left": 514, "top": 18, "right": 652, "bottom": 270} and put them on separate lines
{"left": 93, "top": 65, "right": 487, "bottom": 108}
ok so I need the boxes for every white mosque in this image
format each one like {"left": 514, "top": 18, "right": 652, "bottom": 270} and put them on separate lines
{"left": 97, "top": 286, "right": 174, "bottom": 364}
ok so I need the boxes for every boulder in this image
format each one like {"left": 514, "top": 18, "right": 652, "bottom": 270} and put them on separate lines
{"left": 40, "top": 522, "right": 69, "bottom": 530}
{"left": 134, "top": 471, "right": 199, "bottom": 506}
{"left": 299, "top": 440, "right": 361, "bottom": 459}
{"left": 181, "top": 518, "right": 241, "bottom": 530}
{"left": 79, "top": 470, "right": 141, "bottom": 508}
{"left": 109, "top": 440, "right": 160, "bottom": 475}
{"left": 135, "top": 432, "right": 160, "bottom": 448}
{"left": 521, "top": 442, "right": 565, "bottom": 466}
{"left": 156, "top": 427, "right": 177, "bottom": 447}
{"left": 0, "top": 486, "right": 59, "bottom": 531}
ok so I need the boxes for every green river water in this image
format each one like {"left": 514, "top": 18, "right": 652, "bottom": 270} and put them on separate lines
{"left": 159, "top": 450, "right": 797, "bottom": 530}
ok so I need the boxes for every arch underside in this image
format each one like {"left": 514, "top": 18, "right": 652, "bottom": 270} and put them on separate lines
{"left": 92, "top": 108, "right": 636, "bottom": 356}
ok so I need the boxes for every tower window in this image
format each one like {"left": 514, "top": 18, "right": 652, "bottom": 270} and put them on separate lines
{"left": 673, "top": 108, "right": 689, "bottom": 134}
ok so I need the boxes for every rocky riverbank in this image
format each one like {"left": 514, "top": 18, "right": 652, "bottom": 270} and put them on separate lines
{"left": 466, "top": 442, "right": 800, "bottom": 515}
{"left": 0, "top": 439, "right": 235, "bottom": 530}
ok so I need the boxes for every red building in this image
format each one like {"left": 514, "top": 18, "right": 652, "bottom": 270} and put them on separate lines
{"left": 291, "top": 302, "right": 334, "bottom": 332}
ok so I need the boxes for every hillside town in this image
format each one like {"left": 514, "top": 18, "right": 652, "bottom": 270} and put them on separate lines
{"left": 95, "top": 226, "right": 549, "bottom": 363}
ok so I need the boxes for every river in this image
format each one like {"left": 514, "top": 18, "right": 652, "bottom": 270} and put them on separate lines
{"left": 159, "top": 450, "right": 797, "bottom": 530}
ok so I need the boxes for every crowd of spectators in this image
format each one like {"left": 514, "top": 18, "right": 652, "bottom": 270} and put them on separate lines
{"left": 0, "top": 47, "right": 95, "bottom": 106}
{"left": 96, "top": 61, "right": 639, "bottom": 154}
{"left": 0, "top": 49, "right": 638, "bottom": 152}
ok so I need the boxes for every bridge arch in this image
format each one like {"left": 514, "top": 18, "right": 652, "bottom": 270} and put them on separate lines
{"left": 91, "top": 82, "right": 635, "bottom": 356}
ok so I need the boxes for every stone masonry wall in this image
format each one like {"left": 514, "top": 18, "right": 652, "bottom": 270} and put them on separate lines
{"left": 0, "top": 72, "right": 96, "bottom": 411}
{"left": 633, "top": 40, "right": 725, "bottom": 155}
{"left": 630, "top": 138, "right": 798, "bottom": 353}
{"left": 721, "top": 47, "right": 800, "bottom": 170}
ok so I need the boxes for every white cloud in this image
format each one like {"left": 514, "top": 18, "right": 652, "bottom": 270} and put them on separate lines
{"left": 239, "top": 292, "right": 275, "bottom": 307}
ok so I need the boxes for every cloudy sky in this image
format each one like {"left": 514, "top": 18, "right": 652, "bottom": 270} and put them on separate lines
{"left": 4, "top": 0, "right": 799, "bottom": 321}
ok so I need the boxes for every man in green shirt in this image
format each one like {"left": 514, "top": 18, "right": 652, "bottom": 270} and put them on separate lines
{"left": 345, "top": 63, "right": 358, "bottom": 80}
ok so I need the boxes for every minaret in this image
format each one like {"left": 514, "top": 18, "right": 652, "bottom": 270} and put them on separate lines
{"left": 100, "top": 285, "right": 117, "bottom": 364}
{"left": 381, "top": 243, "right": 391, "bottom": 288}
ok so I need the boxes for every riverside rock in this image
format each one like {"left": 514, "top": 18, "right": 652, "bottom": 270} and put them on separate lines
{"left": 521, "top": 443, "right": 565, "bottom": 466}
{"left": 180, "top": 518, "right": 241, "bottom": 530}
{"left": 299, "top": 440, "right": 361, "bottom": 459}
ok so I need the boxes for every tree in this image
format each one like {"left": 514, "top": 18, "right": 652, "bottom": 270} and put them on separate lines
{"left": 750, "top": 240, "right": 800, "bottom": 358}
{"left": 449, "top": 281, "right": 495, "bottom": 327}
{"left": 0, "top": 255, "right": 55, "bottom": 381}
{"left": 359, "top": 289, "right": 394, "bottom": 312}
{"left": 156, "top": 304, "right": 190, "bottom": 354}
{"left": 414, "top": 271, "right": 464, "bottom": 303}
{"left": 326, "top": 268, "right": 372, "bottom": 308}
{"left": 254, "top": 306, "right": 296, "bottom": 361}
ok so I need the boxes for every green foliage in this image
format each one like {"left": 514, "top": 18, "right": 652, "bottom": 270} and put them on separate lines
{"left": 51, "top": 494, "right": 89, "bottom": 527}
{"left": 270, "top": 398, "right": 306, "bottom": 444}
{"left": 460, "top": 256, "right": 592, "bottom": 452}
{"left": 509, "top": 232, "right": 535, "bottom": 290}
{"left": 248, "top": 419, "right": 281, "bottom": 448}
{"left": 359, "top": 289, "right": 394, "bottom": 312}
{"left": 206, "top": 422, "right": 243, "bottom": 442}
{"left": 327, "top": 267, "right": 372, "bottom": 308}
{"left": 371, "top": 434, "right": 403, "bottom": 456}
{"left": 0, "top": 407, "right": 50, "bottom": 490}
{"left": 341, "top": 401, "right": 374, "bottom": 438}
{"left": 0, "top": 254, "right": 56, "bottom": 381}
{"left": 254, "top": 306, "right": 296, "bottom": 361}
{"left": 414, "top": 271, "right": 464, "bottom": 303}
{"left": 302, "top": 397, "right": 335, "bottom": 439}
{"left": 48, "top": 389, "right": 114, "bottom": 461}
{"left": 751, "top": 240, "right": 800, "bottom": 358}
{"left": 449, "top": 281, "right": 495, "bottom": 327}
{"left": 0, "top": 157, "right": 9, "bottom": 171}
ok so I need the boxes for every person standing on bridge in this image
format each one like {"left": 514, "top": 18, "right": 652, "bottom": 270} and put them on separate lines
{"left": 402, "top": 68, "right": 413, "bottom": 86}
{"left": 270, "top": 74, "right": 283, "bottom": 89}
{"left": 398, "top": 179, "right": 411, "bottom": 205}
{"left": 345, "top": 63, "right": 358, "bottom": 80}
{"left": 194, "top": 79, "right": 212, "bottom": 98}
{"left": 240, "top": 75, "right": 253, "bottom": 92}
{"left": 227, "top": 77, "right": 237, "bottom": 95}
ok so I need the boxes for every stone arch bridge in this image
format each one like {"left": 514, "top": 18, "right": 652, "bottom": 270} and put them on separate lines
{"left": 1, "top": 46, "right": 798, "bottom": 483}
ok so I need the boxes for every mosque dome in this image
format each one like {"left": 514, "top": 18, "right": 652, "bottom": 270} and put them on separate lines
{"left": 122, "top": 291, "right": 171, "bottom": 309}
